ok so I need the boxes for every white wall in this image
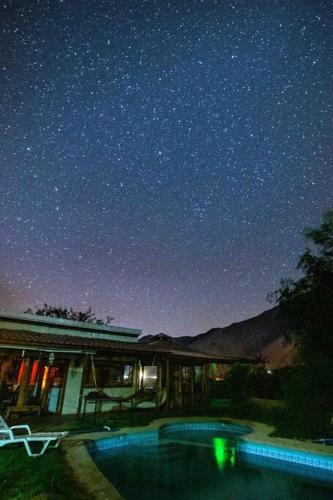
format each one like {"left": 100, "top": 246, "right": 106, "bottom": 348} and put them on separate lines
{"left": 62, "top": 359, "right": 84, "bottom": 414}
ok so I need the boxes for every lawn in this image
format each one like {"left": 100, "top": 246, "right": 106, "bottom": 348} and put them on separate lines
{"left": 0, "top": 446, "right": 85, "bottom": 500}
{"left": 0, "top": 410, "right": 159, "bottom": 499}
{"left": 0, "top": 399, "right": 314, "bottom": 499}
{"left": 29, "top": 409, "right": 157, "bottom": 433}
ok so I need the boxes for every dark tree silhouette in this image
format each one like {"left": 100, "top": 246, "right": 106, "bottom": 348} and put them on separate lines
{"left": 24, "top": 304, "right": 114, "bottom": 325}
{"left": 271, "top": 210, "right": 333, "bottom": 437}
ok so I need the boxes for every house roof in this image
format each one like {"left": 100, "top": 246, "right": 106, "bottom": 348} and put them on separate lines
{"left": 0, "top": 328, "right": 246, "bottom": 363}
{"left": 0, "top": 311, "right": 141, "bottom": 337}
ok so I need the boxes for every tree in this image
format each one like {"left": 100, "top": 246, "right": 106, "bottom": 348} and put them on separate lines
{"left": 272, "top": 210, "right": 333, "bottom": 437}
{"left": 24, "top": 304, "right": 114, "bottom": 325}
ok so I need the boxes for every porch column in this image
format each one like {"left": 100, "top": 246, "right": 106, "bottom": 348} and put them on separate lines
{"left": 16, "top": 358, "right": 31, "bottom": 409}
{"left": 0, "top": 357, "right": 9, "bottom": 388}
{"left": 203, "top": 363, "right": 209, "bottom": 401}
{"left": 165, "top": 357, "right": 170, "bottom": 410}
{"left": 77, "top": 355, "right": 88, "bottom": 415}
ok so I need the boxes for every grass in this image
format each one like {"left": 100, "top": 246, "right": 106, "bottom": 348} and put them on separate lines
{"left": 28, "top": 409, "right": 157, "bottom": 434}
{"left": 0, "top": 446, "right": 85, "bottom": 500}
{"left": 209, "top": 397, "right": 292, "bottom": 435}
{"left": 209, "top": 398, "right": 333, "bottom": 439}
{"left": 1, "top": 410, "right": 159, "bottom": 499}
{"left": 26, "top": 399, "right": 289, "bottom": 438}
{"left": 3, "top": 398, "right": 327, "bottom": 498}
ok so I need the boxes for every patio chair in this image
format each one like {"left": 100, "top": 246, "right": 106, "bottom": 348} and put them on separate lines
{"left": 0, "top": 415, "right": 68, "bottom": 457}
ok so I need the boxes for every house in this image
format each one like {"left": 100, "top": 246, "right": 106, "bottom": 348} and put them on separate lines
{"left": 0, "top": 312, "right": 242, "bottom": 418}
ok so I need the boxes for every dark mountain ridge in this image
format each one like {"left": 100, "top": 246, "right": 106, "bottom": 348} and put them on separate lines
{"left": 139, "top": 307, "right": 294, "bottom": 367}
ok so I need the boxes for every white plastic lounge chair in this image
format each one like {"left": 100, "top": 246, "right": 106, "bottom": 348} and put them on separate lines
{"left": 0, "top": 415, "right": 68, "bottom": 457}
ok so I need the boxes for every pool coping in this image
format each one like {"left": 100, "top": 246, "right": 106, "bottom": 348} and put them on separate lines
{"left": 62, "top": 417, "right": 333, "bottom": 499}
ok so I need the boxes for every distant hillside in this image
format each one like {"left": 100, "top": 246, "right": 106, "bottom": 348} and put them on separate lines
{"left": 139, "top": 332, "right": 194, "bottom": 346}
{"left": 139, "top": 307, "right": 295, "bottom": 367}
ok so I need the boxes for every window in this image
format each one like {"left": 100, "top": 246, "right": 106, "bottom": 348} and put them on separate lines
{"left": 181, "top": 365, "right": 192, "bottom": 393}
{"left": 143, "top": 366, "right": 158, "bottom": 390}
{"left": 194, "top": 365, "right": 203, "bottom": 384}
{"left": 194, "top": 365, "right": 203, "bottom": 393}
{"left": 84, "top": 359, "right": 134, "bottom": 388}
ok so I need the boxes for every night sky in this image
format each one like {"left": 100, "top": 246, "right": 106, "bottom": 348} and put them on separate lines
{"left": 1, "top": 1, "right": 332, "bottom": 337}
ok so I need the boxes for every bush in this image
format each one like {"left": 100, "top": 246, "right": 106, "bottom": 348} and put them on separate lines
{"left": 283, "top": 361, "right": 333, "bottom": 438}
{"left": 250, "top": 365, "right": 293, "bottom": 400}
{"left": 224, "top": 363, "right": 251, "bottom": 414}
{"left": 210, "top": 380, "right": 229, "bottom": 399}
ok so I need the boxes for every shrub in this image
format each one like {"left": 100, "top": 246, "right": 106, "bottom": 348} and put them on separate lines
{"left": 224, "top": 363, "right": 251, "bottom": 414}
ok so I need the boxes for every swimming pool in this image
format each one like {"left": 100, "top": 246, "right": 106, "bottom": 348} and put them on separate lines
{"left": 88, "top": 422, "right": 333, "bottom": 500}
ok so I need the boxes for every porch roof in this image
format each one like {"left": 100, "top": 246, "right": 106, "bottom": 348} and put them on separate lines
{"left": 0, "top": 328, "right": 248, "bottom": 363}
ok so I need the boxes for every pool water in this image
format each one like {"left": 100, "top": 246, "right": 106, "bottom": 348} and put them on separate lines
{"left": 90, "top": 428, "right": 333, "bottom": 500}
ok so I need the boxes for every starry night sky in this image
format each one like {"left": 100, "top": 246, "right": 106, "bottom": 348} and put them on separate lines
{"left": 1, "top": 0, "right": 332, "bottom": 336}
